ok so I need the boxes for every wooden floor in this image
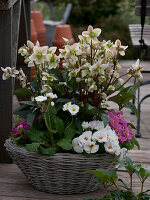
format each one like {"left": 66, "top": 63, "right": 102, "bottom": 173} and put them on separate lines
{"left": 0, "top": 60, "right": 150, "bottom": 200}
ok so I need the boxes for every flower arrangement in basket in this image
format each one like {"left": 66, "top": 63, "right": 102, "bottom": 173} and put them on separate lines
{"left": 2, "top": 25, "right": 142, "bottom": 194}
{"left": 2, "top": 25, "right": 142, "bottom": 156}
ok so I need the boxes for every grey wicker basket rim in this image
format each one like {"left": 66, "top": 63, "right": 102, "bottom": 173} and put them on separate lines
{"left": 4, "top": 138, "right": 117, "bottom": 160}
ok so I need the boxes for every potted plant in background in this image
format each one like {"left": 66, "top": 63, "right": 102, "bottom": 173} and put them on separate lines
{"left": 1, "top": 25, "right": 142, "bottom": 194}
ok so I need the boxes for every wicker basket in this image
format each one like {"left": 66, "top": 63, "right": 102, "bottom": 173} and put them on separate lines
{"left": 5, "top": 139, "right": 117, "bottom": 194}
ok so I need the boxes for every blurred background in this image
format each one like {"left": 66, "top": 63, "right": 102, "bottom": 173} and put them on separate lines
{"left": 33, "top": 0, "right": 150, "bottom": 60}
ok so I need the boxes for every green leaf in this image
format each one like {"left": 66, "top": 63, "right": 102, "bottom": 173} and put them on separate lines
{"left": 55, "top": 98, "right": 70, "bottom": 103}
{"left": 101, "top": 112, "right": 110, "bottom": 127}
{"left": 85, "top": 168, "right": 118, "bottom": 184}
{"left": 39, "top": 146, "right": 57, "bottom": 156}
{"left": 44, "top": 105, "right": 57, "bottom": 132}
{"left": 57, "top": 139, "right": 72, "bottom": 150}
{"left": 20, "top": 101, "right": 37, "bottom": 107}
{"left": 24, "top": 128, "right": 45, "bottom": 143}
{"left": 109, "top": 92, "right": 135, "bottom": 110}
{"left": 64, "top": 126, "right": 76, "bottom": 142}
{"left": 127, "top": 123, "right": 136, "bottom": 130}
{"left": 25, "top": 142, "right": 40, "bottom": 152}
{"left": 14, "top": 88, "right": 32, "bottom": 97}
{"left": 135, "top": 138, "right": 140, "bottom": 150}
{"left": 26, "top": 113, "right": 36, "bottom": 127}
{"left": 125, "top": 102, "right": 139, "bottom": 118}
{"left": 54, "top": 117, "right": 64, "bottom": 134}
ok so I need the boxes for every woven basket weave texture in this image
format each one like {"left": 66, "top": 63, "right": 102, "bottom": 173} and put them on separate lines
{"left": 5, "top": 139, "right": 117, "bottom": 194}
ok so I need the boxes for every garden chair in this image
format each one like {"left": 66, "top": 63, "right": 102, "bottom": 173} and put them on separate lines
{"left": 129, "top": 0, "right": 150, "bottom": 137}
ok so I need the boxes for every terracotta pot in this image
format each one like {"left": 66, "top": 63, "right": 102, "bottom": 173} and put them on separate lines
{"left": 52, "top": 24, "right": 74, "bottom": 55}
{"left": 31, "top": 19, "right": 38, "bottom": 45}
{"left": 31, "top": 11, "right": 46, "bottom": 46}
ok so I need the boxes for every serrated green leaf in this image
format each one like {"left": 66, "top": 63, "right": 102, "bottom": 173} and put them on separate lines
{"left": 57, "top": 139, "right": 72, "bottom": 150}
{"left": 20, "top": 101, "right": 37, "bottom": 107}
{"left": 26, "top": 112, "right": 36, "bottom": 127}
{"left": 24, "top": 128, "right": 45, "bottom": 143}
{"left": 125, "top": 102, "right": 139, "bottom": 118}
{"left": 14, "top": 88, "right": 32, "bottom": 97}
{"left": 64, "top": 126, "right": 76, "bottom": 142}
{"left": 101, "top": 112, "right": 110, "bottom": 127}
{"left": 39, "top": 146, "right": 57, "bottom": 156}
{"left": 25, "top": 142, "right": 40, "bottom": 152}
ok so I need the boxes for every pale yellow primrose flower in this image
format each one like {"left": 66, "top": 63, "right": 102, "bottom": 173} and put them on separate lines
{"left": 68, "top": 104, "right": 79, "bottom": 116}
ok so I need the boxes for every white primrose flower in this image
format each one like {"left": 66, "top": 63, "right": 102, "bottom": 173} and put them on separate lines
{"left": 81, "top": 121, "right": 90, "bottom": 130}
{"left": 63, "top": 102, "right": 71, "bottom": 111}
{"left": 72, "top": 137, "right": 84, "bottom": 153}
{"left": 92, "top": 130, "right": 108, "bottom": 143}
{"left": 104, "top": 141, "right": 116, "bottom": 154}
{"left": 46, "top": 92, "right": 57, "bottom": 99}
{"left": 79, "top": 131, "right": 92, "bottom": 144}
{"left": 1, "top": 67, "right": 19, "bottom": 80}
{"left": 84, "top": 141, "right": 99, "bottom": 154}
{"left": 68, "top": 104, "right": 80, "bottom": 115}
{"left": 35, "top": 95, "right": 47, "bottom": 102}
{"left": 29, "top": 46, "right": 48, "bottom": 64}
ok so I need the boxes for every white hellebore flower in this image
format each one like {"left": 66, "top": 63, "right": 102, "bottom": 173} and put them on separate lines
{"left": 72, "top": 138, "right": 84, "bottom": 153}
{"left": 68, "top": 104, "right": 79, "bottom": 115}
{"left": 1, "top": 67, "right": 19, "bottom": 80}
{"left": 27, "top": 40, "right": 34, "bottom": 49}
{"left": 128, "top": 59, "right": 143, "bottom": 81}
{"left": 35, "top": 96, "right": 47, "bottom": 102}
{"left": 29, "top": 46, "right": 48, "bottom": 64}
{"left": 113, "top": 39, "right": 128, "bottom": 56}
{"left": 84, "top": 141, "right": 99, "bottom": 154}
{"left": 82, "top": 25, "right": 101, "bottom": 42}
{"left": 79, "top": 131, "right": 92, "bottom": 144}
{"left": 92, "top": 130, "right": 108, "bottom": 143}
{"left": 46, "top": 92, "right": 57, "bottom": 99}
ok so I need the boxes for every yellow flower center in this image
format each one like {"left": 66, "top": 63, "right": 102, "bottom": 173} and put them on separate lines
{"left": 110, "top": 119, "right": 114, "bottom": 123}
{"left": 126, "top": 130, "right": 129, "bottom": 135}
{"left": 99, "top": 136, "right": 103, "bottom": 140}
{"left": 89, "top": 144, "right": 94, "bottom": 149}
{"left": 72, "top": 108, "right": 76, "bottom": 112}
{"left": 84, "top": 137, "right": 88, "bottom": 141}
{"left": 108, "top": 146, "right": 112, "bottom": 150}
